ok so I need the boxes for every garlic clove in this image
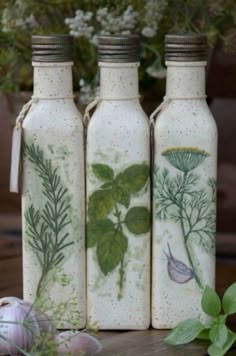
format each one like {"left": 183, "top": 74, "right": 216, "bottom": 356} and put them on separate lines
{"left": 0, "top": 299, "right": 35, "bottom": 355}
{"left": 0, "top": 297, "right": 53, "bottom": 355}
{"left": 0, "top": 297, "right": 23, "bottom": 307}
{"left": 56, "top": 331, "right": 102, "bottom": 355}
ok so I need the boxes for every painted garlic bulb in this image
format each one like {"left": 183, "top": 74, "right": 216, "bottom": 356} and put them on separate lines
{"left": 164, "top": 243, "right": 195, "bottom": 284}
{"left": 0, "top": 297, "right": 51, "bottom": 355}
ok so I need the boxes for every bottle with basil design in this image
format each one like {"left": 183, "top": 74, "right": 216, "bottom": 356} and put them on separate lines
{"left": 152, "top": 34, "right": 218, "bottom": 329}
{"left": 86, "top": 35, "right": 151, "bottom": 330}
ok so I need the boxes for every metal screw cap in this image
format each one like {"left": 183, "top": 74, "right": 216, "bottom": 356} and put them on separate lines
{"left": 165, "top": 34, "right": 207, "bottom": 62}
{"left": 32, "top": 35, "right": 73, "bottom": 62}
{"left": 98, "top": 35, "right": 140, "bottom": 63}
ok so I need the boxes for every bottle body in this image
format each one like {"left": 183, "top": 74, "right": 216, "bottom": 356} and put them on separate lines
{"left": 22, "top": 63, "right": 86, "bottom": 329}
{"left": 152, "top": 62, "right": 217, "bottom": 328}
{"left": 87, "top": 63, "right": 151, "bottom": 329}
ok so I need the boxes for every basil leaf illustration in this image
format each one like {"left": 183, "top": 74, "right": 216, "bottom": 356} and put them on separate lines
{"left": 112, "top": 185, "right": 130, "bottom": 208}
{"left": 101, "top": 182, "right": 113, "bottom": 189}
{"left": 209, "top": 324, "right": 228, "bottom": 348}
{"left": 88, "top": 190, "right": 113, "bottom": 220}
{"left": 97, "top": 230, "right": 128, "bottom": 275}
{"left": 202, "top": 285, "right": 221, "bottom": 317}
{"left": 92, "top": 163, "right": 114, "bottom": 182}
{"left": 125, "top": 206, "right": 150, "bottom": 234}
{"left": 87, "top": 219, "right": 114, "bottom": 248}
{"left": 164, "top": 319, "right": 205, "bottom": 345}
{"left": 222, "top": 282, "right": 236, "bottom": 315}
{"left": 116, "top": 164, "right": 149, "bottom": 194}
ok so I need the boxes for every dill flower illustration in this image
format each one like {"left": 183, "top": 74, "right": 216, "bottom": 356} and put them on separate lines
{"left": 162, "top": 147, "right": 210, "bottom": 173}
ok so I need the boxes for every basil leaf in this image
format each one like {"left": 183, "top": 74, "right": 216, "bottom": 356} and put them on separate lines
{"left": 87, "top": 219, "right": 114, "bottom": 248}
{"left": 196, "top": 329, "right": 210, "bottom": 340}
{"left": 88, "top": 189, "right": 113, "bottom": 220}
{"left": 221, "top": 330, "right": 236, "bottom": 355}
{"left": 209, "top": 327, "right": 236, "bottom": 355}
{"left": 222, "top": 282, "right": 236, "bottom": 315}
{"left": 116, "top": 164, "right": 149, "bottom": 194}
{"left": 208, "top": 344, "right": 224, "bottom": 356}
{"left": 201, "top": 285, "right": 221, "bottom": 317}
{"left": 164, "top": 319, "right": 205, "bottom": 345}
{"left": 92, "top": 164, "right": 114, "bottom": 182}
{"left": 209, "top": 324, "right": 228, "bottom": 348}
{"left": 125, "top": 206, "right": 150, "bottom": 235}
{"left": 111, "top": 185, "right": 130, "bottom": 208}
{"left": 97, "top": 229, "right": 128, "bottom": 275}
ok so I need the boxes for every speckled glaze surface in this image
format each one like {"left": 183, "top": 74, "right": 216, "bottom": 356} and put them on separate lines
{"left": 22, "top": 62, "right": 86, "bottom": 329}
{"left": 87, "top": 63, "right": 151, "bottom": 329}
{"left": 152, "top": 62, "right": 218, "bottom": 329}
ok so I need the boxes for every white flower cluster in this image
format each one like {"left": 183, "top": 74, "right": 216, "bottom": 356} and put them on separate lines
{"left": 64, "top": 1, "right": 168, "bottom": 101}
{"left": 142, "top": 0, "right": 167, "bottom": 38}
{"left": 65, "top": 10, "right": 94, "bottom": 40}
{"left": 79, "top": 79, "right": 100, "bottom": 105}
{"left": 96, "top": 5, "right": 138, "bottom": 36}
{"left": 65, "top": 5, "right": 138, "bottom": 45}
{"left": 146, "top": 60, "right": 167, "bottom": 79}
{"left": 1, "top": 0, "right": 37, "bottom": 32}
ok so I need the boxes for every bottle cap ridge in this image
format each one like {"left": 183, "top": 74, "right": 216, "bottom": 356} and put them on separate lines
{"left": 165, "top": 34, "right": 207, "bottom": 62}
{"left": 32, "top": 35, "right": 73, "bottom": 62}
{"left": 98, "top": 35, "right": 140, "bottom": 63}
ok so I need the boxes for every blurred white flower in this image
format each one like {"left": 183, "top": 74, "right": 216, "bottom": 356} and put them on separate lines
{"left": 1, "top": 0, "right": 37, "bottom": 32}
{"left": 79, "top": 78, "right": 100, "bottom": 105}
{"left": 65, "top": 10, "right": 95, "bottom": 39}
{"left": 141, "top": 0, "right": 167, "bottom": 38}
{"left": 142, "top": 26, "right": 157, "bottom": 38}
{"left": 146, "top": 60, "right": 167, "bottom": 79}
{"left": 65, "top": 5, "right": 138, "bottom": 41}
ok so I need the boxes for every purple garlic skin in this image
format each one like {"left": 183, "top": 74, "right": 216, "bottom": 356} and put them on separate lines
{"left": 164, "top": 243, "right": 195, "bottom": 284}
{"left": 0, "top": 297, "right": 52, "bottom": 356}
{"left": 56, "top": 331, "right": 102, "bottom": 355}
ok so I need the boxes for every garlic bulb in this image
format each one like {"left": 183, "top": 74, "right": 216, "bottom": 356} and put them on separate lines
{"left": 56, "top": 331, "right": 102, "bottom": 355}
{"left": 0, "top": 297, "right": 51, "bottom": 355}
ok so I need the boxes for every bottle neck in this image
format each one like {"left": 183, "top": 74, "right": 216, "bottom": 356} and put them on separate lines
{"left": 32, "top": 62, "right": 74, "bottom": 99}
{"left": 99, "top": 62, "right": 139, "bottom": 100}
{"left": 165, "top": 61, "right": 207, "bottom": 99}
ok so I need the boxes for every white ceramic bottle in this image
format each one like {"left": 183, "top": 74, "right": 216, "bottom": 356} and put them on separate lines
{"left": 86, "top": 35, "right": 151, "bottom": 329}
{"left": 152, "top": 34, "right": 218, "bottom": 328}
{"left": 21, "top": 35, "right": 86, "bottom": 329}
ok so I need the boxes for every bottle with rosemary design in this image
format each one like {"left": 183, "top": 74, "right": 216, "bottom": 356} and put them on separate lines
{"left": 86, "top": 35, "right": 151, "bottom": 329}
{"left": 152, "top": 34, "right": 217, "bottom": 328}
{"left": 22, "top": 35, "right": 86, "bottom": 328}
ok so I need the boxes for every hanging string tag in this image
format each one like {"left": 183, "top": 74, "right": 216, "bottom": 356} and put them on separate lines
{"left": 149, "top": 96, "right": 171, "bottom": 127}
{"left": 83, "top": 96, "right": 101, "bottom": 127}
{"left": 10, "top": 99, "right": 35, "bottom": 193}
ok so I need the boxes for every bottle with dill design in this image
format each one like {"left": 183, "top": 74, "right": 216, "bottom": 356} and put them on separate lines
{"left": 21, "top": 35, "right": 86, "bottom": 329}
{"left": 86, "top": 35, "right": 151, "bottom": 329}
{"left": 152, "top": 34, "right": 217, "bottom": 328}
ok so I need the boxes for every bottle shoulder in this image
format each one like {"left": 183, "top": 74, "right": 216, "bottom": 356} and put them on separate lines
{"left": 22, "top": 99, "right": 83, "bottom": 131}
{"left": 88, "top": 100, "right": 149, "bottom": 130}
{"left": 154, "top": 100, "right": 217, "bottom": 134}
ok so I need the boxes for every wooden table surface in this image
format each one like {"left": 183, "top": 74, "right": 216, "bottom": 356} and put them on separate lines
{"left": 1, "top": 214, "right": 236, "bottom": 355}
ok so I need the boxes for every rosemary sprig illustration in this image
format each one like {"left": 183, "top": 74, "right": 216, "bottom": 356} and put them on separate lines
{"left": 154, "top": 147, "right": 216, "bottom": 289}
{"left": 24, "top": 144, "right": 73, "bottom": 300}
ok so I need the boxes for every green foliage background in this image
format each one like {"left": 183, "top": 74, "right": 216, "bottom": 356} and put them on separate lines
{"left": 0, "top": 0, "right": 235, "bottom": 96}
